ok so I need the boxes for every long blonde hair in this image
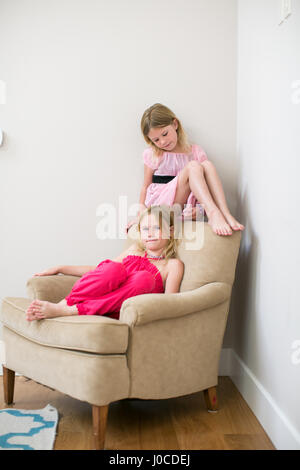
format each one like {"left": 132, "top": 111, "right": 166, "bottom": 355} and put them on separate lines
{"left": 136, "top": 205, "right": 180, "bottom": 259}
{"left": 140, "top": 103, "right": 191, "bottom": 160}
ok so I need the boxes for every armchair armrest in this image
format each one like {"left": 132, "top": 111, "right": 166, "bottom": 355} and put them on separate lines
{"left": 26, "top": 274, "right": 80, "bottom": 303}
{"left": 119, "top": 282, "right": 232, "bottom": 326}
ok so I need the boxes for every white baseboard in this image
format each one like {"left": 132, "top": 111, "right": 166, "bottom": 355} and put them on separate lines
{"left": 230, "top": 348, "right": 300, "bottom": 450}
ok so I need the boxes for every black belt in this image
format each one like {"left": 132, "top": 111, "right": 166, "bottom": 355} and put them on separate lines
{"left": 152, "top": 174, "right": 176, "bottom": 184}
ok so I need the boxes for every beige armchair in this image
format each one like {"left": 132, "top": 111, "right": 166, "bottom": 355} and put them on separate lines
{"left": 1, "top": 221, "right": 241, "bottom": 450}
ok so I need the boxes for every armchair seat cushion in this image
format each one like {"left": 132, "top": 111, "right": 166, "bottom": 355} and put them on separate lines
{"left": 1, "top": 297, "right": 129, "bottom": 355}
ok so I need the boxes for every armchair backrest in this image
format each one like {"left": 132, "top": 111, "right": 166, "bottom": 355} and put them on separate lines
{"left": 125, "top": 221, "right": 242, "bottom": 292}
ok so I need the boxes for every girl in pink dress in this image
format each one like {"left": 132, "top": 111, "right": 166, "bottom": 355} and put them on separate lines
{"left": 127, "top": 103, "right": 244, "bottom": 237}
{"left": 25, "top": 205, "right": 184, "bottom": 322}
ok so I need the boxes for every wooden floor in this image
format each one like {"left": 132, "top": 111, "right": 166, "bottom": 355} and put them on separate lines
{"left": 0, "top": 376, "right": 275, "bottom": 450}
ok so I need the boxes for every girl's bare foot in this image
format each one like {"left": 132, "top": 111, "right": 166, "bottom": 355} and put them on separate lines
{"left": 223, "top": 213, "right": 245, "bottom": 231}
{"left": 207, "top": 208, "right": 233, "bottom": 236}
{"left": 25, "top": 299, "right": 78, "bottom": 321}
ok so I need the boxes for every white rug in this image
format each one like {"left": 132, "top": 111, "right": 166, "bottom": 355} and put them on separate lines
{"left": 0, "top": 404, "right": 58, "bottom": 450}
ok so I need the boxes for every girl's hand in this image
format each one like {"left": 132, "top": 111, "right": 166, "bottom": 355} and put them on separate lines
{"left": 126, "top": 217, "right": 139, "bottom": 233}
{"left": 33, "top": 266, "right": 60, "bottom": 277}
{"left": 191, "top": 207, "right": 198, "bottom": 220}
{"left": 182, "top": 206, "right": 196, "bottom": 219}
{"left": 182, "top": 206, "right": 204, "bottom": 220}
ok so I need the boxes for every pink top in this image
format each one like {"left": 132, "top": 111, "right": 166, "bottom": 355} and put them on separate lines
{"left": 143, "top": 144, "right": 208, "bottom": 213}
{"left": 122, "top": 251, "right": 165, "bottom": 293}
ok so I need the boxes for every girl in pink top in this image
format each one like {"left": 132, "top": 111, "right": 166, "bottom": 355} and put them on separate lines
{"left": 127, "top": 103, "right": 244, "bottom": 237}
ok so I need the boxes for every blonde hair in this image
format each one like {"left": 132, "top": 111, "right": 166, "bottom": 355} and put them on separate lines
{"left": 140, "top": 103, "right": 191, "bottom": 160}
{"left": 135, "top": 205, "right": 180, "bottom": 260}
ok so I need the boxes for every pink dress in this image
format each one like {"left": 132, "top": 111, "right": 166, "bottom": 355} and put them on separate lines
{"left": 143, "top": 144, "right": 208, "bottom": 215}
{"left": 65, "top": 251, "right": 164, "bottom": 320}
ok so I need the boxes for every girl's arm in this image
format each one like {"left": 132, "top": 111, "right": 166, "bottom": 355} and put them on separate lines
{"left": 34, "top": 265, "right": 96, "bottom": 277}
{"left": 57, "top": 265, "right": 97, "bottom": 276}
{"left": 164, "top": 259, "right": 185, "bottom": 294}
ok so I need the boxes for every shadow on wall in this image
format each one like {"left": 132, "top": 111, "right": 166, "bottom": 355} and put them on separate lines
{"left": 229, "top": 185, "right": 262, "bottom": 369}
{"left": 0, "top": 131, "right": 8, "bottom": 151}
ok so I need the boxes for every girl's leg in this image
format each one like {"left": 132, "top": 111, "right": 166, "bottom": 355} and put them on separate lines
{"left": 26, "top": 299, "right": 78, "bottom": 321}
{"left": 65, "top": 260, "right": 128, "bottom": 305}
{"left": 26, "top": 261, "right": 128, "bottom": 321}
{"left": 25, "top": 270, "right": 155, "bottom": 320}
{"left": 173, "top": 161, "right": 233, "bottom": 235}
{"left": 201, "top": 160, "right": 244, "bottom": 231}
{"left": 76, "top": 270, "right": 155, "bottom": 317}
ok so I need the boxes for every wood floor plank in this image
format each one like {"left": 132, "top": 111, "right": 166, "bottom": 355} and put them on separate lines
{"left": 223, "top": 433, "right": 275, "bottom": 450}
{"left": 0, "top": 376, "right": 276, "bottom": 450}
{"left": 217, "top": 377, "right": 267, "bottom": 435}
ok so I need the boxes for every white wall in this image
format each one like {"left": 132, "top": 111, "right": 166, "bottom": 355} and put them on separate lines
{"left": 232, "top": 0, "right": 300, "bottom": 449}
{"left": 0, "top": 0, "right": 238, "bottom": 345}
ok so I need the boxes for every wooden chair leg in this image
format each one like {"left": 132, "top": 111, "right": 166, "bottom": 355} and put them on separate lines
{"left": 3, "top": 366, "right": 15, "bottom": 405}
{"left": 92, "top": 404, "right": 109, "bottom": 450}
{"left": 203, "top": 386, "right": 218, "bottom": 412}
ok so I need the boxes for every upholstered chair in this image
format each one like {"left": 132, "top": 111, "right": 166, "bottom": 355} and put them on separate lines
{"left": 1, "top": 221, "right": 241, "bottom": 449}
